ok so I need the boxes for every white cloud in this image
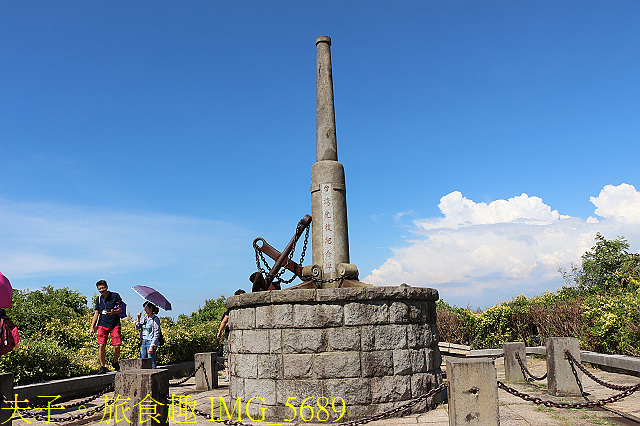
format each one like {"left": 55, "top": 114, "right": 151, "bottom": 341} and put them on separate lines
{"left": 415, "top": 192, "right": 568, "bottom": 231}
{"left": 364, "top": 184, "right": 640, "bottom": 308}
{"left": 591, "top": 183, "right": 640, "bottom": 224}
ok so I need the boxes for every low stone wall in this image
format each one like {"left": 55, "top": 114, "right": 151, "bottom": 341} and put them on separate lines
{"left": 226, "top": 286, "right": 442, "bottom": 421}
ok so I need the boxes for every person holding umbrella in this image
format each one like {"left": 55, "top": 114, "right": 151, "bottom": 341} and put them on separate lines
{"left": 135, "top": 301, "right": 161, "bottom": 369}
{"left": 131, "top": 285, "right": 171, "bottom": 369}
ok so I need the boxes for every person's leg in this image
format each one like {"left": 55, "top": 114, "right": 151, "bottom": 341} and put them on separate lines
{"left": 97, "top": 326, "right": 108, "bottom": 368}
{"left": 141, "top": 341, "right": 149, "bottom": 359}
{"left": 111, "top": 326, "right": 122, "bottom": 363}
{"left": 98, "top": 344, "right": 106, "bottom": 366}
{"left": 150, "top": 347, "right": 157, "bottom": 369}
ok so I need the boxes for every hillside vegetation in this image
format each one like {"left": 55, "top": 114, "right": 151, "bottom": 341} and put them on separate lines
{"left": 437, "top": 233, "right": 640, "bottom": 356}
{"left": 0, "top": 288, "right": 227, "bottom": 385}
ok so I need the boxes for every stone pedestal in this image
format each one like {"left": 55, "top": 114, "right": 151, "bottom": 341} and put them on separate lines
{"left": 446, "top": 358, "right": 499, "bottom": 426}
{"left": 503, "top": 342, "right": 526, "bottom": 382}
{"left": 546, "top": 337, "right": 582, "bottom": 396}
{"left": 120, "top": 358, "right": 152, "bottom": 371}
{"left": 113, "top": 369, "right": 169, "bottom": 426}
{"left": 226, "top": 286, "right": 442, "bottom": 421}
{"left": 0, "top": 372, "right": 13, "bottom": 426}
{"left": 195, "top": 352, "right": 218, "bottom": 390}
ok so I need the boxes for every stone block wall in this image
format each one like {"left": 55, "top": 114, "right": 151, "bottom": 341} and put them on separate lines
{"left": 225, "top": 286, "right": 442, "bottom": 421}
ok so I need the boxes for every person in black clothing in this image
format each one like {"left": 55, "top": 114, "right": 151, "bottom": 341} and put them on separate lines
{"left": 216, "top": 289, "right": 245, "bottom": 381}
{"left": 89, "top": 280, "right": 123, "bottom": 374}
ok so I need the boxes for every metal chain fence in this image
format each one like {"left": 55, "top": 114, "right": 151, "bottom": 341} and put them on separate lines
{"left": 515, "top": 351, "right": 547, "bottom": 381}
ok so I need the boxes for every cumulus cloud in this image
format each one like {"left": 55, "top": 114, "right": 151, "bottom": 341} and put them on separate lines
{"left": 416, "top": 192, "right": 568, "bottom": 230}
{"left": 364, "top": 184, "right": 640, "bottom": 308}
{"left": 591, "top": 183, "right": 640, "bottom": 224}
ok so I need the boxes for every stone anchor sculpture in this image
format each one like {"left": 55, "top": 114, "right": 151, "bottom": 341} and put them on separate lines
{"left": 250, "top": 36, "right": 370, "bottom": 291}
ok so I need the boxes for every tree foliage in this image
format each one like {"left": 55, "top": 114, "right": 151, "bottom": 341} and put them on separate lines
{"left": 561, "top": 232, "right": 640, "bottom": 293}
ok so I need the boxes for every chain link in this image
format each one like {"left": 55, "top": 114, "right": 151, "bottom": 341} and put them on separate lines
{"left": 515, "top": 351, "right": 547, "bottom": 381}
{"left": 253, "top": 223, "right": 310, "bottom": 285}
{"left": 335, "top": 382, "right": 448, "bottom": 426}
{"left": 497, "top": 380, "right": 640, "bottom": 409}
{"left": 564, "top": 350, "right": 639, "bottom": 392}
{"left": 169, "top": 362, "right": 204, "bottom": 386}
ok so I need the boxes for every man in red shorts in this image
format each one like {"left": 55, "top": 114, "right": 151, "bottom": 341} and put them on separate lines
{"left": 89, "top": 280, "right": 123, "bottom": 374}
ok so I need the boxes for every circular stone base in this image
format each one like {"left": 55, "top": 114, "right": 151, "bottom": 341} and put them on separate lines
{"left": 223, "top": 286, "right": 443, "bottom": 422}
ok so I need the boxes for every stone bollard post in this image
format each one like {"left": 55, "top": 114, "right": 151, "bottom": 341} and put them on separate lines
{"left": 194, "top": 352, "right": 218, "bottom": 390}
{"left": 0, "top": 372, "right": 13, "bottom": 426}
{"left": 546, "top": 337, "right": 582, "bottom": 396}
{"left": 120, "top": 358, "right": 152, "bottom": 371}
{"left": 446, "top": 358, "right": 499, "bottom": 426}
{"left": 503, "top": 342, "right": 526, "bottom": 382}
{"left": 113, "top": 369, "right": 169, "bottom": 426}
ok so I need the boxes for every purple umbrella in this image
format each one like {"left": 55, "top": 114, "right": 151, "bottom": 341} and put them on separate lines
{"left": 0, "top": 273, "right": 12, "bottom": 308}
{"left": 131, "top": 285, "right": 172, "bottom": 311}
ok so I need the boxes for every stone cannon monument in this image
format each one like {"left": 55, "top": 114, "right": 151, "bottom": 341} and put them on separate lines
{"left": 226, "top": 37, "right": 443, "bottom": 422}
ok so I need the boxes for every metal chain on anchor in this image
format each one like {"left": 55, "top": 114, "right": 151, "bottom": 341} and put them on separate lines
{"left": 254, "top": 224, "right": 310, "bottom": 285}
{"left": 515, "top": 351, "right": 547, "bottom": 381}
{"left": 564, "top": 350, "right": 639, "bottom": 392}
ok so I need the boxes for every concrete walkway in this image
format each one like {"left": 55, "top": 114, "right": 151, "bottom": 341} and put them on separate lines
{"left": 9, "top": 356, "right": 640, "bottom": 425}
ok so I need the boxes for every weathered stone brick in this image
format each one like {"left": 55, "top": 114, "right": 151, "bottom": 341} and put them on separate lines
{"left": 239, "top": 330, "right": 270, "bottom": 354}
{"left": 229, "top": 307, "right": 255, "bottom": 330}
{"left": 344, "top": 301, "right": 388, "bottom": 326}
{"left": 229, "top": 377, "right": 244, "bottom": 400}
{"left": 424, "top": 323, "right": 437, "bottom": 347}
{"left": 271, "top": 289, "right": 316, "bottom": 303}
{"left": 393, "top": 349, "right": 412, "bottom": 375}
{"left": 293, "top": 304, "right": 317, "bottom": 328}
{"left": 407, "top": 324, "right": 426, "bottom": 349}
{"left": 294, "top": 304, "right": 343, "bottom": 327}
{"left": 362, "top": 351, "right": 393, "bottom": 377}
{"left": 421, "top": 301, "right": 437, "bottom": 323}
{"left": 389, "top": 301, "right": 409, "bottom": 324}
{"left": 374, "top": 324, "right": 407, "bottom": 350}
{"left": 269, "top": 329, "right": 282, "bottom": 354}
{"left": 371, "top": 375, "right": 411, "bottom": 403}
{"left": 425, "top": 347, "right": 442, "bottom": 371}
{"left": 323, "top": 378, "right": 372, "bottom": 405}
{"left": 410, "top": 372, "right": 429, "bottom": 398}
{"left": 272, "top": 304, "right": 294, "bottom": 328}
{"left": 315, "top": 352, "right": 361, "bottom": 378}
{"left": 410, "top": 348, "right": 426, "bottom": 373}
{"left": 254, "top": 305, "right": 271, "bottom": 329}
{"left": 361, "top": 325, "right": 375, "bottom": 351}
{"left": 327, "top": 327, "right": 360, "bottom": 351}
{"left": 275, "top": 380, "right": 323, "bottom": 404}
{"left": 257, "top": 354, "right": 282, "bottom": 379}
{"left": 244, "top": 378, "right": 276, "bottom": 405}
{"left": 233, "top": 354, "right": 257, "bottom": 378}
{"left": 283, "top": 354, "right": 313, "bottom": 379}
{"left": 282, "top": 329, "right": 326, "bottom": 353}
{"left": 229, "top": 330, "right": 242, "bottom": 353}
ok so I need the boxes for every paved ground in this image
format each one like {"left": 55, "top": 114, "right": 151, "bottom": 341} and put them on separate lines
{"left": 8, "top": 356, "right": 640, "bottom": 425}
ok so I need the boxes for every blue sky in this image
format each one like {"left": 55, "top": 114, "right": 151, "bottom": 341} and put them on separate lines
{"left": 1, "top": 1, "right": 639, "bottom": 317}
